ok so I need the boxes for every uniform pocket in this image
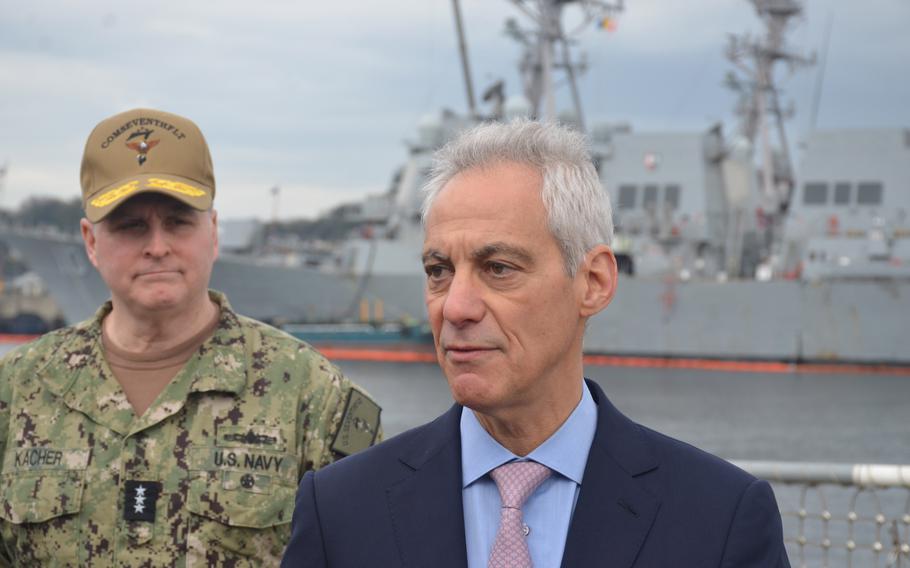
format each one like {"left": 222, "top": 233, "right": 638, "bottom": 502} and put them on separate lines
{"left": 0, "top": 470, "right": 86, "bottom": 565}
{"left": 185, "top": 465, "right": 298, "bottom": 563}
{"left": 0, "top": 469, "right": 85, "bottom": 524}
{"left": 186, "top": 470, "right": 295, "bottom": 528}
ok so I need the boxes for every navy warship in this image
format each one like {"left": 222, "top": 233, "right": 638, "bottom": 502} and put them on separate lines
{"left": 1, "top": 0, "right": 907, "bottom": 363}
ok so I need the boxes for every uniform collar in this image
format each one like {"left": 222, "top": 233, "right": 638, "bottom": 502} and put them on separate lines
{"left": 37, "top": 290, "right": 249, "bottom": 436}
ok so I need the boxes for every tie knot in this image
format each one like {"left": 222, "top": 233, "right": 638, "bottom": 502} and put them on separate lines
{"left": 489, "top": 461, "right": 551, "bottom": 509}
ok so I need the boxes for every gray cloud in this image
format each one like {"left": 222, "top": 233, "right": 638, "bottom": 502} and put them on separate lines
{"left": 0, "top": 0, "right": 906, "bottom": 220}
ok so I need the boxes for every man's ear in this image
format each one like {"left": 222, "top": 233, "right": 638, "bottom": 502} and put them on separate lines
{"left": 80, "top": 218, "right": 100, "bottom": 269}
{"left": 577, "top": 244, "right": 618, "bottom": 318}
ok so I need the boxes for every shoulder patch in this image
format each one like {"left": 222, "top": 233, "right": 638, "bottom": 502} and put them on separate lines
{"left": 331, "top": 389, "right": 381, "bottom": 456}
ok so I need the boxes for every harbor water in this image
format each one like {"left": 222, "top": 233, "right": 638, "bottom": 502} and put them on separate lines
{"left": 339, "top": 360, "right": 910, "bottom": 464}
{"left": 4, "top": 339, "right": 904, "bottom": 460}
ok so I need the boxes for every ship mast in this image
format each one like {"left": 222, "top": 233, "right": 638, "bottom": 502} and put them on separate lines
{"left": 726, "top": 0, "right": 813, "bottom": 246}
{"left": 505, "top": 0, "right": 623, "bottom": 128}
{"left": 451, "top": 0, "right": 479, "bottom": 118}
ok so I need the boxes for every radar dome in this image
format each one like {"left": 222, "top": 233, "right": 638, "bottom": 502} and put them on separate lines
{"left": 417, "top": 113, "right": 445, "bottom": 148}
{"left": 728, "top": 136, "right": 753, "bottom": 161}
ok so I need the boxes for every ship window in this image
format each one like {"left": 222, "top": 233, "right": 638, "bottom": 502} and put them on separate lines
{"left": 664, "top": 184, "right": 680, "bottom": 209}
{"left": 803, "top": 182, "right": 828, "bottom": 205}
{"left": 617, "top": 185, "right": 637, "bottom": 209}
{"left": 857, "top": 182, "right": 883, "bottom": 205}
{"left": 833, "top": 182, "right": 851, "bottom": 205}
{"left": 643, "top": 185, "right": 659, "bottom": 208}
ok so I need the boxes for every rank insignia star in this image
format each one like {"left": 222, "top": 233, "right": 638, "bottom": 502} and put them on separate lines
{"left": 133, "top": 485, "right": 147, "bottom": 513}
{"left": 124, "top": 480, "right": 162, "bottom": 522}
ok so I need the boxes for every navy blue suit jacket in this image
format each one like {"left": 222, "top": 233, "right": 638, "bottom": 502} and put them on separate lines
{"left": 282, "top": 379, "right": 790, "bottom": 567}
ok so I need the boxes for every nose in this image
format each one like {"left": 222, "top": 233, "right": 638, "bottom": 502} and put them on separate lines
{"left": 143, "top": 222, "right": 170, "bottom": 258}
{"left": 441, "top": 270, "right": 485, "bottom": 327}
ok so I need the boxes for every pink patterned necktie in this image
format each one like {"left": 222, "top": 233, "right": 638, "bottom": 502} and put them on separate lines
{"left": 487, "top": 461, "right": 552, "bottom": 568}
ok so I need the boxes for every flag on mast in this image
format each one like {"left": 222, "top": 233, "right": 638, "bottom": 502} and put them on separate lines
{"left": 599, "top": 16, "right": 617, "bottom": 32}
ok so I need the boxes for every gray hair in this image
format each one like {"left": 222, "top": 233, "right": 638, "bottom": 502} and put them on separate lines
{"left": 421, "top": 119, "right": 613, "bottom": 275}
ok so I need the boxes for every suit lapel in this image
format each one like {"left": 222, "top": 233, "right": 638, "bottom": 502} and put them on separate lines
{"left": 386, "top": 404, "right": 468, "bottom": 568}
{"left": 561, "top": 380, "right": 662, "bottom": 568}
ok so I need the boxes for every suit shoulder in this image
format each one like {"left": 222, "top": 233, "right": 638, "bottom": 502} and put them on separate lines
{"left": 637, "top": 422, "right": 757, "bottom": 487}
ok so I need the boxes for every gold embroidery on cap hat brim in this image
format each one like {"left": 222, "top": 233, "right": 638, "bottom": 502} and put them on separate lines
{"left": 90, "top": 181, "right": 141, "bottom": 207}
{"left": 90, "top": 178, "right": 206, "bottom": 209}
{"left": 146, "top": 178, "right": 206, "bottom": 197}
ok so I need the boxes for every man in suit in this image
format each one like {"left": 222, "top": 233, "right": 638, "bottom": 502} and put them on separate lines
{"left": 282, "top": 119, "right": 790, "bottom": 567}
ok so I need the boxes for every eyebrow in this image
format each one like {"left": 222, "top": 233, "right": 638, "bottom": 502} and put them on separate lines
{"left": 167, "top": 206, "right": 197, "bottom": 218}
{"left": 422, "top": 242, "right": 535, "bottom": 266}
{"left": 472, "top": 243, "right": 534, "bottom": 265}
{"left": 104, "top": 210, "right": 142, "bottom": 224}
{"left": 421, "top": 250, "right": 449, "bottom": 264}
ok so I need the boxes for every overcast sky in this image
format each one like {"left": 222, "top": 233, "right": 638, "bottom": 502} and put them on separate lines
{"left": 1, "top": 0, "right": 907, "bottom": 221}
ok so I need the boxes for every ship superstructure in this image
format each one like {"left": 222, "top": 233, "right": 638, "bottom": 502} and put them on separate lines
{"left": 785, "top": 128, "right": 910, "bottom": 280}
{"left": 594, "top": 126, "right": 734, "bottom": 278}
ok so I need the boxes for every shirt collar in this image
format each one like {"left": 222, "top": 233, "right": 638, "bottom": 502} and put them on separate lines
{"left": 460, "top": 380, "right": 597, "bottom": 488}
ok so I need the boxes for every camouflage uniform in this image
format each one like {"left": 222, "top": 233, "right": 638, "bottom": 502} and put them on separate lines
{"left": 0, "top": 291, "right": 381, "bottom": 567}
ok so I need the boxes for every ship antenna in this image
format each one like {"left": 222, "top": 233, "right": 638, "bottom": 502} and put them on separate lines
{"left": 451, "top": 0, "right": 479, "bottom": 118}
{"left": 558, "top": 18, "right": 587, "bottom": 131}
{"left": 726, "top": 0, "right": 814, "bottom": 247}
{"left": 506, "top": 0, "right": 623, "bottom": 125}
{"left": 808, "top": 8, "right": 833, "bottom": 134}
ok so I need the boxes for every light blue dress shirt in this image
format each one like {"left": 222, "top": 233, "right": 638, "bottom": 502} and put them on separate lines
{"left": 461, "top": 381, "right": 597, "bottom": 568}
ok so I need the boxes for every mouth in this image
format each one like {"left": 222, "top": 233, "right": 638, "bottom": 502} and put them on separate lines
{"left": 442, "top": 344, "right": 498, "bottom": 362}
{"left": 135, "top": 270, "right": 180, "bottom": 279}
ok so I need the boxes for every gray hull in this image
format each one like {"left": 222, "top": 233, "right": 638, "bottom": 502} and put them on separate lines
{"left": 1, "top": 231, "right": 360, "bottom": 325}
{"left": 8, "top": 230, "right": 905, "bottom": 364}
{"left": 586, "top": 279, "right": 908, "bottom": 363}
{"left": 359, "top": 273, "right": 909, "bottom": 363}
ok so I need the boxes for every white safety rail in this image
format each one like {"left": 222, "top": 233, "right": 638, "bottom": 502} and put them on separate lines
{"left": 735, "top": 461, "right": 910, "bottom": 567}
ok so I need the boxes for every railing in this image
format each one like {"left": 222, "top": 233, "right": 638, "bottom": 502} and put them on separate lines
{"left": 735, "top": 461, "right": 910, "bottom": 568}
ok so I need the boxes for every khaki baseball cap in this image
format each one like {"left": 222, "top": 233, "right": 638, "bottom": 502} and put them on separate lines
{"left": 80, "top": 108, "right": 215, "bottom": 222}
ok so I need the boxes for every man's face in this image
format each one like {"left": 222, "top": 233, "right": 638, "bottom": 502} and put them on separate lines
{"left": 422, "top": 162, "right": 588, "bottom": 416}
{"left": 81, "top": 193, "right": 218, "bottom": 316}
